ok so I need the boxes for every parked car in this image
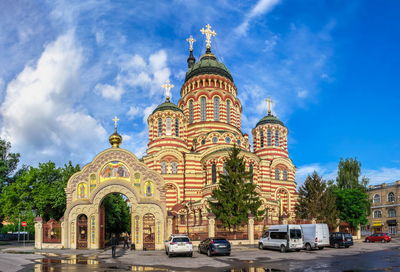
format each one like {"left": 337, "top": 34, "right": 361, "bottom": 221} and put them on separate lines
{"left": 164, "top": 235, "right": 193, "bottom": 257}
{"left": 258, "top": 224, "right": 303, "bottom": 253}
{"left": 329, "top": 232, "right": 353, "bottom": 248}
{"left": 365, "top": 233, "right": 391, "bottom": 243}
{"left": 301, "top": 224, "right": 330, "bottom": 251}
{"left": 198, "top": 237, "right": 231, "bottom": 256}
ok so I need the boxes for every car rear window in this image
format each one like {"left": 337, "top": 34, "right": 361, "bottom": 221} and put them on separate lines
{"left": 344, "top": 234, "right": 352, "bottom": 238}
{"left": 173, "top": 237, "right": 190, "bottom": 242}
{"left": 213, "top": 239, "right": 228, "bottom": 243}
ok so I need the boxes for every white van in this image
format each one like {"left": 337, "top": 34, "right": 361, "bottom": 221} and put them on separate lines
{"left": 300, "top": 224, "right": 330, "bottom": 250}
{"left": 258, "top": 224, "right": 303, "bottom": 253}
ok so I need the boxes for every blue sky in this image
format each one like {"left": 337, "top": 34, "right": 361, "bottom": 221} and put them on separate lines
{"left": 0, "top": 0, "right": 399, "bottom": 185}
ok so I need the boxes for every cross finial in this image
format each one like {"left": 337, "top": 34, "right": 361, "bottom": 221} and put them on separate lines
{"left": 186, "top": 35, "right": 196, "bottom": 51}
{"left": 112, "top": 116, "right": 120, "bottom": 131}
{"left": 266, "top": 98, "right": 273, "bottom": 115}
{"left": 161, "top": 80, "right": 174, "bottom": 101}
{"left": 200, "top": 24, "right": 217, "bottom": 50}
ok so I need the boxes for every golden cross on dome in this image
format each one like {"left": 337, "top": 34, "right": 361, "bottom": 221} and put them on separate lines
{"left": 200, "top": 24, "right": 217, "bottom": 49}
{"left": 266, "top": 98, "right": 273, "bottom": 114}
{"left": 161, "top": 80, "right": 174, "bottom": 100}
{"left": 112, "top": 116, "right": 120, "bottom": 130}
{"left": 186, "top": 35, "right": 196, "bottom": 51}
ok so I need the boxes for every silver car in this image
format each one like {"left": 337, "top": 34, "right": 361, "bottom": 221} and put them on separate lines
{"left": 164, "top": 235, "right": 193, "bottom": 257}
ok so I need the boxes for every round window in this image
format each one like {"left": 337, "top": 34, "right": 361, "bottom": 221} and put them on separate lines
{"left": 201, "top": 139, "right": 206, "bottom": 145}
{"left": 237, "top": 140, "right": 241, "bottom": 145}
{"left": 212, "top": 137, "right": 218, "bottom": 143}
{"left": 225, "top": 137, "right": 231, "bottom": 143}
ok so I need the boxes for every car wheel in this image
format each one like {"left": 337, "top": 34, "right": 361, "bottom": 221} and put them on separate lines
{"left": 318, "top": 247, "right": 324, "bottom": 250}
{"left": 381, "top": 239, "right": 386, "bottom": 243}
{"left": 295, "top": 249, "right": 301, "bottom": 252}
{"left": 207, "top": 248, "right": 212, "bottom": 257}
{"left": 334, "top": 243, "right": 339, "bottom": 249}
{"left": 258, "top": 243, "right": 264, "bottom": 250}
{"left": 168, "top": 252, "right": 172, "bottom": 258}
{"left": 345, "top": 245, "right": 350, "bottom": 248}
{"left": 226, "top": 253, "right": 231, "bottom": 256}
{"left": 188, "top": 252, "right": 193, "bottom": 257}
{"left": 280, "top": 245, "right": 287, "bottom": 253}
{"left": 305, "top": 243, "right": 312, "bottom": 251}
{"left": 366, "top": 239, "right": 370, "bottom": 243}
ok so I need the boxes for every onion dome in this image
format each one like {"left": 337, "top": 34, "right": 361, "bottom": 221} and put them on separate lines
{"left": 185, "top": 49, "right": 233, "bottom": 82}
{"left": 109, "top": 130, "right": 122, "bottom": 148}
{"left": 152, "top": 97, "right": 183, "bottom": 114}
{"left": 256, "top": 112, "right": 285, "bottom": 127}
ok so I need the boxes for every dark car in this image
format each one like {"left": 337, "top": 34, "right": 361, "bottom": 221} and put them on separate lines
{"left": 329, "top": 232, "right": 353, "bottom": 248}
{"left": 365, "top": 233, "right": 391, "bottom": 243}
{"left": 198, "top": 238, "right": 231, "bottom": 256}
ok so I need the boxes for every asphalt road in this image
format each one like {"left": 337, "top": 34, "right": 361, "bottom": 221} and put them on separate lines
{"left": 0, "top": 239, "right": 399, "bottom": 271}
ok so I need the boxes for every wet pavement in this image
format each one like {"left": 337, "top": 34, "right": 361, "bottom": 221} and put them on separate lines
{"left": 2, "top": 240, "right": 399, "bottom": 271}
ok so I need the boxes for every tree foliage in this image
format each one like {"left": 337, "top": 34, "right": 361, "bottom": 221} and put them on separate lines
{"left": 336, "top": 158, "right": 369, "bottom": 189}
{"left": 0, "top": 138, "right": 20, "bottom": 189}
{"left": 208, "top": 146, "right": 264, "bottom": 230}
{"left": 102, "top": 193, "right": 131, "bottom": 235}
{"left": 295, "top": 171, "right": 339, "bottom": 229}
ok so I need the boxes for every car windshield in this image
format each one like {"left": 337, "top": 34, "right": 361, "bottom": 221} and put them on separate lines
{"left": 173, "top": 237, "right": 190, "bottom": 242}
{"left": 290, "top": 229, "right": 302, "bottom": 239}
{"left": 213, "top": 239, "right": 228, "bottom": 243}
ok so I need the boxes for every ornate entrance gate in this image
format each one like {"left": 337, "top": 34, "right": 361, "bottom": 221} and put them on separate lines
{"left": 143, "top": 213, "right": 155, "bottom": 250}
{"left": 77, "top": 214, "right": 88, "bottom": 249}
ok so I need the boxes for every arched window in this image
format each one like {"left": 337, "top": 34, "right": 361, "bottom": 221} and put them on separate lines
{"left": 373, "top": 210, "right": 382, "bottom": 218}
{"left": 267, "top": 129, "right": 272, "bottom": 146}
{"left": 213, "top": 96, "right": 220, "bottom": 121}
{"left": 249, "top": 163, "right": 254, "bottom": 183}
{"left": 189, "top": 100, "right": 194, "bottom": 124}
{"left": 226, "top": 100, "right": 231, "bottom": 124}
{"left": 275, "top": 130, "right": 280, "bottom": 146}
{"left": 275, "top": 169, "right": 280, "bottom": 180}
{"left": 260, "top": 131, "right": 264, "bottom": 148}
{"left": 171, "top": 162, "right": 178, "bottom": 174}
{"left": 283, "top": 170, "right": 288, "bottom": 181}
{"left": 388, "top": 192, "right": 395, "bottom": 202}
{"left": 157, "top": 118, "right": 162, "bottom": 136}
{"left": 166, "top": 117, "right": 171, "bottom": 136}
{"left": 373, "top": 194, "right": 381, "bottom": 203}
{"left": 388, "top": 208, "right": 396, "bottom": 218}
{"left": 212, "top": 163, "right": 217, "bottom": 184}
{"left": 161, "top": 161, "right": 167, "bottom": 174}
{"left": 175, "top": 118, "right": 179, "bottom": 136}
{"left": 200, "top": 97, "right": 207, "bottom": 121}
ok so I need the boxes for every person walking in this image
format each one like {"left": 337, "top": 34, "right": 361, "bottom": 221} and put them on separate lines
{"left": 110, "top": 234, "right": 118, "bottom": 258}
{"left": 123, "top": 233, "right": 130, "bottom": 249}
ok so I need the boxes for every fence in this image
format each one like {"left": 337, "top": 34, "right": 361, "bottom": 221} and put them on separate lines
{"left": 42, "top": 219, "right": 62, "bottom": 243}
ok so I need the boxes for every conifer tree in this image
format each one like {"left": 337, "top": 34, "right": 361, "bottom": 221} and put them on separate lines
{"left": 208, "top": 146, "right": 264, "bottom": 230}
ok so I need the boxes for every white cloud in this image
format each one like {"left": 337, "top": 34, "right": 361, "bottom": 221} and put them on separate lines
{"left": 95, "top": 83, "right": 124, "bottom": 101}
{"left": 0, "top": 31, "right": 106, "bottom": 165}
{"left": 297, "top": 89, "right": 308, "bottom": 98}
{"left": 235, "top": 0, "right": 281, "bottom": 36}
{"left": 363, "top": 168, "right": 400, "bottom": 185}
{"left": 296, "top": 163, "right": 336, "bottom": 186}
{"left": 127, "top": 106, "right": 141, "bottom": 119}
{"left": 142, "top": 104, "right": 158, "bottom": 124}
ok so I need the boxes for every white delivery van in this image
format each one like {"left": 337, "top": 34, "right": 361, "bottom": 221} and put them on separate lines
{"left": 300, "top": 224, "right": 330, "bottom": 250}
{"left": 258, "top": 224, "right": 303, "bottom": 253}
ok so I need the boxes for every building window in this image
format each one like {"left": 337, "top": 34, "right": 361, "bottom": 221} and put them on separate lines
{"left": 389, "top": 226, "right": 397, "bottom": 235}
{"left": 213, "top": 96, "right": 220, "bottom": 121}
{"left": 237, "top": 139, "right": 241, "bottom": 146}
{"left": 157, "top": 118, "right": 162, "bottom": 136}
{"left": 388, "top": 208, "right": 396, "bottom": 218}
{"left": 180, "top": 214, "right": 185, "bottom": 225}
{"left": 283, "top": 170, "right": 288, "bottom": 181}
{"left": 200, "top": 97, "right": 206, "bottom": 121}
{"left": 388, "top": 192, "right": 395, "bottom": 202}
{"left": 212, "top": 136, "right": 218, "bottom": 143}
{"left": 373, "top": 194, "right": 381, "bottom": 203}
{"left": 275, "top": 130, "right": 280, "bottom": 146}
{"left": 226, "top": 100, "right": 231, "bottom": 124}
{"left": 212, "top": 163, "right": 217, "bottom": 184}
{"left": 373, "top": 210, "right": 382, "bottom": 218}
{"left": 166, "top": 117, "right": 171, "bottom": 136}
{"left": 171, "top": 162, "right": 178, "bottom": 174}
{"left": 201, "top": 139, "right": 206, "bottom": 145}
{"left": 267, "top": 129, "right": 272, "bottom": 146}
{"left": 275, "top": 169, "right": 280, "bottom": 180}
{"left": 260, "top": 131, "right": 264, "bottom": 148}
{"left": 249, "top": 163, "right": 253, "bottom": 183}
{"left": 175, "top": 118, "right": 179, "bottom": 136}
{"left": 161, "top": 161, "right": 167, "bottom": 174}
{"left": 188, "top": 100, "right": 194, "bottom": 124}
{"left": 225, "top": 137, "right": 231, "bottom": 143}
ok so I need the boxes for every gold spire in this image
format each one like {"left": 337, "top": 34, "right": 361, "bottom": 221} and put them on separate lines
{"left": 266, "top": 98, "right": 273, "bottom": 115}
{"left": 109, "top": 116, "right": 122, "bottom": 148}
{"left": 161, "top": 80, "right": 174, "bottom": 101}
{"left": 186, "top": 35, "right": 196, "bottom": 51}
{"left": 200, "top": 24, "right": 217, "bottom": 49}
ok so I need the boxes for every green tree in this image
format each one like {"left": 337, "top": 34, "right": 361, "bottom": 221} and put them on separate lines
{"left": 336, "top": 158, "right": 369, "bottom": 189}
{"left": 295, "top": 171, "right": 339, "bottom": 229}
{"left": 0, "top": 138, "right": 20, "bottom": 189}
{"left": 208, "top": 146, "right": 264, "bottom": 230}
{"left": 102, "top": 193, "right": 131, "bottom": 235}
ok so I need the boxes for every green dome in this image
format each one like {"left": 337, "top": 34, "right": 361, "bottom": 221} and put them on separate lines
{"left": 152, "top": 99, "right": 183, "bottom": 114}
{"left": 256, "top": 113, "right": 285, "bottom": 127}
{"left": 185, "top": 53, "right": 233, "bottom": 82}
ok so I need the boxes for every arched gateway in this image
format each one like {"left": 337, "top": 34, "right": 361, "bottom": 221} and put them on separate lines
{"left": 62, "top": 130, "right": 167, "bottom": 250}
